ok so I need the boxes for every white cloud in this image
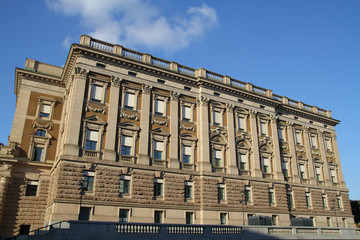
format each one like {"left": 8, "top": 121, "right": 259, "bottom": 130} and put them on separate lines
{"left": 45, "top": 0, "right": 218, "bottom": 52}
{"left": 62, "top": 36, "right": 73, "bottom": 49}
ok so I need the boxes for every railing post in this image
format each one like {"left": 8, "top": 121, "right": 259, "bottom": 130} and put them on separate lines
{"left": 223, "top": 76, "right": 231, "bottom": 84}
{"left": 297, "top": 101, "right": 304, "bottom": 109}
{"left": 326, "top": 110, "right": 332, "bottom": 118}
{"left": 143, "top": 54, "right": 152, "bottom": 64}
{"left": 245, "top": 83, "right": 253, "bottom": 92}
{"left": 80, "top": 35, "right": 91, "bottom": 46}
{"left": 312, "top": 106, "right": 319, "bottom": 114}
{"left": 170, "top": 62, "right": 178, "bottom": 72}
{"left": 266, "top": 89, "right": 273, "bottom": 98}
{"left": 113, "top": 45, "right": 123, "bottom": 56}
{"left": 282, "top": 96, "right": 289, "bottom": 104}
{"left": 195, "top": 68, "right": 207, "bottom": 78}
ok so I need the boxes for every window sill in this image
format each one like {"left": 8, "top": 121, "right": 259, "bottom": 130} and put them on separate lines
{"left": 82, "top": 149, "right": 102, "bottom": 159}
{"left": 152, "top": 159, "right": 167, "bottom": 167}
{"left": 119, "top": 155, "right": 136, "bottom": 163}
{"left": 182, "top": 163, "right": 195, "bottom": 170}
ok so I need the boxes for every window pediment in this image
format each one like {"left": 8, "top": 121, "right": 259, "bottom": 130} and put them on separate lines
{"left": 151, "top": 127, "right": 170, "bottom": 137}
{"left": 119, "top": 122, "right": 140, "bottom": 131}
{"left": 83, "top": 115, "right": 106, "bottom": 125}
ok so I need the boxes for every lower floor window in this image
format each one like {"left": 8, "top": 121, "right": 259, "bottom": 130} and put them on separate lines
{"left": 119, "top": 209, "right": 129, "bottom": 222}
{"left": 31, "top": 147, "right": 44, "bottom": 161}
{"left": 220, "top": 213, "right": 227, "bottom": 225}
{"left": 78, "top": 207, "right": 92, "bottom": 221}
{"left": 186, "top": 212, "right": 194, "bottom": 224}
{"left": 154, "top": 211, "right": 163, "bottom": 223}
{"left": 19, "top": 225, "right": 31, "bottom": 235}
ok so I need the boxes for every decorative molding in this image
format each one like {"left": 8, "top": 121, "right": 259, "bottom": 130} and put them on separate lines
{"left": 119, "top": 109, "right": 139, "bottom": 121}
{"left": 170, "top": 90, "right": 180, "bottom": 101}
{"left": 32, "top": 119, "right": 54, "bottom": 130}
{"left": 331, "top": 132, "right": 337, "bottom": 140}
{"left": 249, "top": 109, "right": 257, "bottom": 118}
{"left": 180, "top": 123, "right": 196, "bottom": 132}
{"left": 111, "top": 76, "right": 121, "bottom": 86}
{"left": 226, "top": 103, "right": 235, "bottom": 112}
{"left": 142, "top": 83, "right": 152, "bottom": 94}
{"left": 152, "top": 117, "right": 169, "bottom": 126}
{"left": 317, "top": 129, "right": 324, "bottom": 136}
{"left": 86, "top": 103, "right": 107, "bottom": 114}
{"left": 270, "top": 115, "right": 278, "bottom": 123}
{"left": 302, "top": 126, "right": 310, "bottom": 133}
{"left": 285, "top": 121, "right": 294, "bottom": 128}
{"left": 74, "top": 66, "right": 88, "bottom": 76}
{"left": 196, "top": 96, "right": 209, "bottom": 106}
{"left": 210, "top": 127, "right": 228, "bottom": 138}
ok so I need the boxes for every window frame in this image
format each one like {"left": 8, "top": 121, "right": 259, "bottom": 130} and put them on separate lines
{"left": 184, "top": 181, "right": 193, "bottom": 200}
{"left": 154, "top": 178, "right": 164, "bottom": 198}
{"left": 83, "top": 171, "right": 95, "bottom": 192}
{"left": 152, "top": 94, "right": 169, "bottom": 117}
{"left": 28, "top": 129, "right": 51, "bottom": 162}
{"left": 218, "top": 183, "right": 226, "bottom": 202}
{"left": 210, "top": 103, "right": 225, "bottom": 127}
{"left": 36, "top": 97, "right": 56, "bottom": 121}
{"left": 305, "top": 192, "right": 312, "bottom": 208}
{"left": 268, "top": 188, "right": 275, "bottom": 206}
{"left": 120, "top": 175, "right": 131, "bottom": 195}
{"left": 25, "top": 180, "right": 38, "bottom": 196}
{"left": 180, "top": 100, "right": 195, "bottom": 122}
{"left": 87, "top": 78, "right": 108, "bottom": 104}
{"left": 119, "top": 209, "right": 130, "bottom": 222}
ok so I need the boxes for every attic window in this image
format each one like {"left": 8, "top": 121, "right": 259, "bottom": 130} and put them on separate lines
{"left": 214, "top": 92, "right": 220, "bottom": 97}
{"left": 96, "top": 63, "right": 106, "bottom": 69}
{"left": 184, "top": 86, "right": 191, "bottom": 91}
{"left": 238, "top": 99, "right": 243, "bottom": 103}
{"left": 157, "top": 79, "right": 165, "bottom": 84}
{"left": 128, "top": 71, "right": 137, "bottom": 77}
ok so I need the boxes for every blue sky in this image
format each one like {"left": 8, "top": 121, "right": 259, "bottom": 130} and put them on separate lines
{"left": 1, "top": 0, "right": 359, "bottom": 199}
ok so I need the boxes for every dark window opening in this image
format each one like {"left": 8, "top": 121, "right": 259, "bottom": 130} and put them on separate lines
{"left": 96, "top": 63, "right": 106, "bottom": 69}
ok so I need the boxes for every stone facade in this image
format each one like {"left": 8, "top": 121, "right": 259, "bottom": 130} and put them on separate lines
{"left": 0, "top": 35, "right": 355, "bottom": 236}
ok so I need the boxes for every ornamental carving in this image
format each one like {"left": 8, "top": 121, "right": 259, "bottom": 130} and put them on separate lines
{"left": 86, "top": 103, "right": 107, "bottom": 114}
{"left": 74, "top": 66, "right": 88, "bottom": 76}
{"left": 249, "top": 109, "right": 257, "bottom": 118}
{"left": 196, "top": 96, "right": 209, "bottom": 106}
{"left": 170, "top": 90, "right": 180, "bottom": 101}
{"left": 180, "top": 123, "right": 196, "bottom": 132}
{"left": 119, "top": 109, "right": 139, "bottom": 121}
{"left": 280, "top": 142, "right": 289, "bottom": 152}
{"left": 142, "top": 83, "right": 152, "bottom": 94}
{"left": 226, "top": 103, "right": 234, "bottom": 112}
{"left": 235, "top": 132, "right": 251, "bottom": 142}
{"left": 152, "top": 117, "right": 169, "bottom": 126}
{"left": 111, "top": 76, "right": 121, "bottom": 86}
{"left": 302, "top": 126, "right": 310, "bottom": 133}
{"left": 210, "top": 127, "right": 227, "bottom": 138}
{"left": 32, "top": 119, "right": 54, "bottom": 130}
{"left": 270, "top": 115, "right": 278, "bottom": 123}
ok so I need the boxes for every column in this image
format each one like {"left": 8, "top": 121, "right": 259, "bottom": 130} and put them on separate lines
{"left": 63, "top": 66, "right": 88, "bottom": 156}
{"left": 226, "top": 104, "right": 238, "bottom": 174}
{"left": 249, "top": 110, "right": 262, "bottom": 178}
{"left": 302, "top": 127, "right": 316, "bottom": 185}
{"left": 169, "top": 91, "right": 180, "bottom": 168}
{"left": 270, "top": 116, "right": 283, "bottom": 180}
{"left": 331, "top": 133, "right": 346, "bottom": 187}
{"left": 286, "top": 122, "right": 300, "bottom": 183}
{"left": 197, "top": 96, "right": 211, "bottom": 172}
{"left": 0, "top": 163, "right": 12, "bottom": 227}
{"left": 138, "top": 83, "right": 152, "bottom": 165}
{"left": 103, "top": 76, "right": 121, "bottom": 161}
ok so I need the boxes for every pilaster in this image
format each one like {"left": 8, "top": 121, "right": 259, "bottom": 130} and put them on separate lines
{"left": 197, "top": 96, "right": 211, "bottom": 172}
{"left": 249, "top": 110, "right": 262, "bottom": 178}
{"left": 169, "top": 91, "right": 180, "bottom": 168}
{"left": 138, "top": 83, "right": 152, "bottom": 165}
{"left": 226, "top": 103, "right": 237, "bottom": 174}
{"left": 286, "top": 122, "right": 300, "bottom": 183}
{"left": 270, "top": 116, "right": 283, "bottom": 180}
{"left": 302, "top": 126, "right": 316, "bottom": 185}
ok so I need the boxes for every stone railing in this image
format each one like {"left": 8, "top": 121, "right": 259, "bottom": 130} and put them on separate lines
{"left": 80, "top": 35, "right": 333, "bottom": 119}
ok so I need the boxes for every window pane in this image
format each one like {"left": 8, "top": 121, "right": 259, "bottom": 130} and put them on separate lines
{"left": 84, "top": 175, "right": 94, "bottom": 191}
{"left": 124, "top": 92, "right": 135, "bottom": 109}
{"left": 155, "top": 99, "right": 164, "bottom": 115}
{"left": 238, "top": 117, "right": 245, "bottom": 130}
{"left": 186, "top": 212, "right": 193, "bottom": 224}
{"left": 119, "top": 209, "right": 129, "bottom": 222}
{"left": 32, "top": 147, "right": 44, "bottom": 161}
{"left": 213, "top": 111, "right": 220, "bottom": 125}
{"left": 87, "top": 130, "right": 98, "bottom": 141}
{"left": 39, "top": 104, "right": 51, "bottom": 117}
{"left": 260, "top": 122, "right": 267, "bottom": 135}
{"left": 183, "top": 106, "right": 191, "bottom": 120}
{"left": 154, "top": 211, "right": 162, "bottom": 223}
{"left": 78, "top": 207, "right": 91, "bottom": 220}
{"left": 36, "top": 130, "right": 46, "bottom": 137}
{"left": 278, "top": 128, "right": 284, "bottom": 140}
{"left": 295, "top": 132, "right": 302, "bottom": 144}
{"left": 91, "top": 85, "right": 102, "bottom": 102}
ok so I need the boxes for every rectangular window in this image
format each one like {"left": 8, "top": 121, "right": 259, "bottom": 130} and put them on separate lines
{"left": 239, "top": 153, "right": 247, "bottom": 170}
{"left": 342, "top": 218, "right": 346, "bottom": 227}
{"left": 83, "top": 171, "right": 95, "bottom": 192}
{"left": 124, "top": 92, "right": 135, "bottom": 109}
{"left": 244, "top": 187, "right": 251, "bottom": 203}
{"left": 25, "top": 180, "right": 38, "bottom": 196}
{"left": 263, "top": 157, "right": 270, "bottom": 173}
{"left": 281, "top": 161, "right": 288, "bottom": 177}
{"left": 154, "top": 179, "right": 163, "bottom": 197}
{"left": 295, "top": 132, "right": 302, "bottom": 145}
{"left": 260, "top": 121, "right": 267, "bottom": 135}
{"left": 299, "top": 164, "right": 306, "bottom": 179}
{"left": 183, "top": 146, "right": 192, "bottom": 164}
{"left": 39, "top": 104, "right": 51, "bottom": 118}
{"left": 119, "top": 209, "right": 129, "bottom": 222}
{"left": 268, "top": 188, "right": 275, "bottom": 206}
{"left": 155, "top": 99, "right": 165, "bottom": 116}
{"left": 154, "top": 211, "right": 163, "bottom": 224}
{"left": 220, "top": 213, "right": 227, "bottom": 225}
{"left": 325, "top": 139, "right": 332, "bottom": 151}
{"left": 213, "top": 110, "right": 221, "bottom": 126}
{"left": 120, "top": 175, "right": 130, "bottom": 194}
{"left": 322, "top": 194, "right": 327, "bottom": 209}
{"left": 31, "top": 147, "right": 44, "bottom": 161}
{"left": 185, "top": 182, "right": 193, "bottom": 199}
{"left": 214, "top": 150, "right": 222, "bottom": 167}
{"left": 121, "top": 136, "right": 133, "bottom": 156}
{"left": 78, "top": 207, "right": 92, "bottom": 221}
{"left": 218, "top": 184, "right": 225, "bottom": 201}
{"left": 183, "top": 106, "right": 191, "bottom": 121}
{"left": 337, "top": 195, "right": 343, "bottom": 210}
{"left": 238, "top": 116, "right": 245, "bottom": 131}
{"left": 287, "top": 191, "right": 293, "bottom": 208}
{"left": 19, "top": 225, "right": 31, "bottom": 235}
{"left": 272, "top": 215, "right": 278, "bottom": 225}
{"left": 90, "top": 85, "right": 103, "bottom": 103}
{"left": 330, "top": 169, "right": 337, "bottom": 183}
{"left": 327, "top": 217, "right": 331, "bottom": 227}
{"left": 186, "top": 212, "right": 194, "bottom": 224}
{"left": 278, "top": 128, "right": 285, "bottom": 141}
{"left": 305, "top": 192, "right": 311, "bottom": 208}
{"left": 311, "top": 135, "right": 318, "bottom": 148}
{"left": 315, "top": 167, "right": 322, "bottom": 181}
{"left": 85, "top": 130, "right": 98, "bottom": 151}
{"left": 153, "top": 141, "right": 163, "bottom": 160}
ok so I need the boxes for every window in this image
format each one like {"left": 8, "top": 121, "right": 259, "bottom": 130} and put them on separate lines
{"left": 155, "top": 99, "right": 165, "bottom": 116}
{"left": 78, "top": 207, "right": 92, "bottom": 221}
{"left": 121, "top": 136, "right": 133, "bottom": 156}
{"left": 124, "top": 92, "right": 135, "bottom": 109}
{"left": 90, "top": 84, "right": 103, "bottom": 103}
{"left": 239, "top": 153, "right": 247, "bottom": 171}
{"left": 310, "top": 135, "right": 318, "bottom": 148}
{"left": 263, "top": 157, "right": 270, "bottom": 174}
{"left": 182, "top": 146, "right": 192, "bottom": 164}
{"left": 278, "top": 127, "right": 285, "bottom": 141}
{"left": 184, "top": 181, "right": 193, "bottom": 199}
{"left": 119, "top": 209, "right": 129, "bottom": 222}
{"left": 305, "top": 192, "right": 311, "bottom": 208}
{"left": 287, "top": 191, "right": 294, "bottom": 208}
{"left": 295, "top": 131, "right": 302, "bottom": 145}
{"left": 299, "top": 164, "right": 306, "bottom": 179}
{"left": 19, "top": 225, "right": 31, "bottom": 235}
{"left": 154, "top": 211, "right": 163, "bottom": 223}
{"left": 325, "top": 138, "right": 332, "bottom": 151}
{"left": 186, "top": 212, "right": 194, "bottom": 224}
{"left": 322, "top": 194, "right": 328, "bottom": 209}
{"left": 85, "top": 130, "right": 98, "bottom": 151}
{"left": 214, "top": 150, "right": 222, "bottom": 167}
{"left": 25, "top": 180, "right": 38, "bottom": 196}
{"left": 83, "top": 171, "right": 94, "bottom": 192}
{"left": 218, "top": 184, "right": 225, "bottom": 201}
{"left": 213, "top": 110, "right": 221, "bottom": 126}
{"left": 337, "top": 195, "right": 343, "bottom": 210}
{"left": 154, "top": 178, "right": 163, "bottom": 197}
{"left": 153, "top": 141, "right": 163, "bottom": 160}
{"left": 268, "top": 188, "right": 275, "bottom": 206}
{"left": 330, "top": 169, "right": 337, "bottom": 183}
{"left": 237, "top": 116, "right": 246, "bottom": 131}
{"left": 220, "top": 213, "right": 227, "bottom": 225}
{"left": 244, "top": 186, "right": 251, "bottom": 204}
{"left": 327, "top": 217, "right": 331, "bottom": 227}
{"left": 272, "top": 215, "right": 278, "bottom": 225}
{"left": 260, "top": 121, "right": 267, "bottom": 136}
{"left": 120, "top": 175, "right": 130, "bottom": 194}
{"left": 39, "top": 104, "right": 51, "bottom": 118}
{"left": 342, "top": 218, "right": 347, "bottom": 227}
{"left": 36, "top": 130, "right": 46, "bottom": 137}
{"left": 315, "top": 167, "right": 322, "bottom": 181}
{"left": 31, "top": 147, "right": 44, "bottom": 161}
{"left": 183, "top": 106, "right": 191, "bottom": 121}
{"left": 281, "top": 161, "right": 289, "bottom": 177}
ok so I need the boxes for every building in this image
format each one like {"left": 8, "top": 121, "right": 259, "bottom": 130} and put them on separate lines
{"left": 0, "top": 35, "right": 355, "bottom": 236}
